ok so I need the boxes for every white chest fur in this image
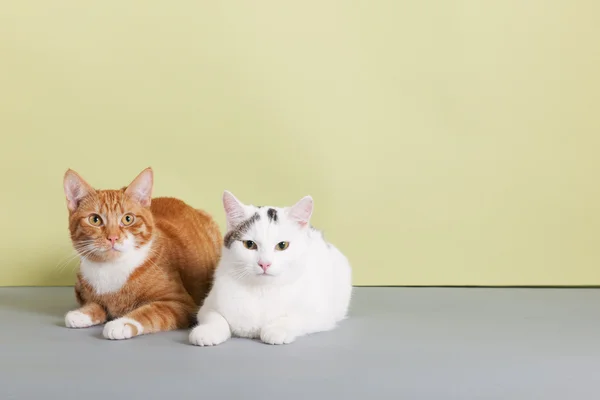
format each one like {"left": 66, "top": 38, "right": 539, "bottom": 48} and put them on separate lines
{"left": 79, "top": 242, "right": 152, "bottom": 295}
{"left": 210, "top": 276, "right": 298, "bottom": 338}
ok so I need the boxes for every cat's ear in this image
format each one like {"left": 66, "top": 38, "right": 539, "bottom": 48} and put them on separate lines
{"left": 63, "top": 169, "right": 95, "bottom": 212}
{"left": 223, "top": 190, "right": 248, "bottom": 230}
{"left": 125, "top": 167, "right": 153, "bottom": 207}
{"left": 287, "top": 196, "right": 313, "bottom": 227}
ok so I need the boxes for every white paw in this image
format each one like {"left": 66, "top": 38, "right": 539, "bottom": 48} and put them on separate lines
{"left": 103, "top": 318, "right": 143, "bottom": 340}
{"left": 260, "top": 323, "right": 297, "bottom": 345}
{"left": 65, "top": 310, "right": 93, "bottom": 328}
{"left": 189, "top": 324, "right": 229, "bottom": 346}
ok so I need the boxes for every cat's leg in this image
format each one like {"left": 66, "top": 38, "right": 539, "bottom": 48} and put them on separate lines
{"left": 260, "top": 315, "right": 337, "bottom": 345}
{"left": 260, "top": 315, "right": 302, "bottom": 345}
{"left": 65, "top": 302, "right": 107, "bottom": 328}
{"left": 102, "top": 301, "right": 191, "bottom": 340}
{"left": 189, "top": 310, "right": 231, "bottom": 346}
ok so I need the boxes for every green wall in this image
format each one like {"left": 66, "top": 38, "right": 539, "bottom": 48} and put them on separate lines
{"left": 1, "top": 1, "right": 599, "bottom": 286}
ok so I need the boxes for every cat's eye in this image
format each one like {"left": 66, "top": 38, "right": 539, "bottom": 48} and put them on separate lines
{"left": 276, "top": 241, "right": 289, "bottom": 251}
{"left": 121, "top": 214, "right": 135, "bottom": 226}
{"left": 242, "top": 240, "right": 257, "bottom": 250}
{"left": 88, "top": 214, "right": 103, "bottom": 227}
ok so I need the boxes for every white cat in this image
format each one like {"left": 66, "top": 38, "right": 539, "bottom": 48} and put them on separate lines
{"left": 189, "top": 191, "right": 352, "bottom": 346}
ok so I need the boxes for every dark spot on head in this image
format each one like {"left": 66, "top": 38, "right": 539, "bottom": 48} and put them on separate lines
{"left": 267, "top": 208, "right": 278, "bottom": 222}
{"left": 224, "top": 213, "right": 261, "bottom": 248}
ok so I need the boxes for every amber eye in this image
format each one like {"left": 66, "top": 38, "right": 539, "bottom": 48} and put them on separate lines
{"left": 242, "top": 240, "right": 257, "bottom": 250}
{"left": 88, "top": 214, "right": 103, "bottom": 226}
{"left": 276, "top": 241, "right": 289, "bottom": 251}
{"left": 121, "top": 214, "right": 135, "bottom": 226}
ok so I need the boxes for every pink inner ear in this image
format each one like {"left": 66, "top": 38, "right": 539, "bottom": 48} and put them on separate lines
{"left": 223, "top": 191, "right": 246, "bottom": 228}
{"left": 137, "top": 196, "right": 151, "bottom": 208}
{"left": 288, "top": 196, "right": 313, "bottom": 226}
{"left": 66, "top": 186, "right": 82, "bottom": 210}
{"left": 125, "top": 168, "right": 153, "bottom": 207}
{"left": 64, "top": 171, "right": 93, "bottom": 211}
{"left": 126, "top": 185, "right": 152, "bottom": 206}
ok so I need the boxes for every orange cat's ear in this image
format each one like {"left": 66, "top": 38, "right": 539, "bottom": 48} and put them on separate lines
{"left": 125, "top": 167, "right": 153, "bottom": 207}
{"left": 63, "top": 169, "right": 95, "bottom": 212}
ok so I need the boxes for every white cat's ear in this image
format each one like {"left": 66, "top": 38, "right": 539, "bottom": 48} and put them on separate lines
{"left": 125, "top": 167, "right": 153, "bottom": 207}
{"left": 287, "top": 196, "right": 313, "bottom": 227}
{"left": 223, "top": 190, "right": 247, "bottom": 230}
{"left": 63, "top": 169, "right": 95, "bottom": 212}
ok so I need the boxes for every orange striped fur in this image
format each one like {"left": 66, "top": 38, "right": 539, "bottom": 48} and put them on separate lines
{"left": 63, "top": 168, "right": 222, "bottom": 339}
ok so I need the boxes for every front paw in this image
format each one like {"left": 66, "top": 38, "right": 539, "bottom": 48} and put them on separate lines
{"left": 65, "top": 310, "right": 93, "bottom": 328}
{"left": 260, "top": 323, "right": 297, "bottom": 345}
{"left": 189, "top": 324, "right": 229, "bottom": 347}
{"left": 103, "top": 318, "right": 143, "bottom": 340}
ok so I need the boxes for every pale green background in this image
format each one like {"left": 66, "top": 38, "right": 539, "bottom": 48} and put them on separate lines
{"left": 1, "top": 1, "right": 599, "bottom": 286}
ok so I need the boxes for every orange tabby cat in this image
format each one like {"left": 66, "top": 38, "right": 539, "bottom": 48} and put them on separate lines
{"left": 62, "top": 167, "right": 222, "bottom": 340}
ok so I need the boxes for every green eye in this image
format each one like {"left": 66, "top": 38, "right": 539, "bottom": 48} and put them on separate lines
{"left": 88, "top": 214, "right": 103, "bottom": 226}
{"left": 276, "top": 241, "right": 289, "bottom": 251}
{"left": 242, "top": 240, "right": 257, "bottom": 250}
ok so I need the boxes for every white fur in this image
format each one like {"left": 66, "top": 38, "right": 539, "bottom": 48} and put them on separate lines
{"left": 190, "top": 194, "right": 352, "bottom": 346}
{"left": 79, "top": 239, "right": 152, "bottom": 295}
{"left": 65, "top": 310, "right": 94, "bottom": 328}
{"left": 189, "top": 310, "right": 231, "bottom": 346}
{"left": 103, "top": 317, "right": 143, "bottom": 340}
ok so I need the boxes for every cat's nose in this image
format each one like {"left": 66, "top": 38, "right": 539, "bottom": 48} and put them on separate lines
{"left": 258, "top": 261, "right": 271, "bottom": 272}
{"left": 107, "top": 236, "right": 119, "bottom": 246}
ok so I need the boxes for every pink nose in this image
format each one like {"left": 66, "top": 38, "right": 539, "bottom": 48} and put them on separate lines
{"left": 258, "top": 261, "right": 271, "bottom": 271}
{"left": 107, "top": 236, "right": 119, "bottom": 246}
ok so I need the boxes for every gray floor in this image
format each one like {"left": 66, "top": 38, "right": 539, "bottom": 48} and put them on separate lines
{"left": 0, "top": 287, "right": 598, "bottom": 400}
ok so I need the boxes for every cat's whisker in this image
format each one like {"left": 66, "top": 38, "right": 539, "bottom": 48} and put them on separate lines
{"left": 53, "top": 250, "right": 79, "bottom": 269}
{"left": 145, "top": 254, "right": 167, "bottom": 279}
{"left": 55, "top": 253, "right": 81, "bottom": 273}
{"left": 56, "top": 249, "right": 96, "bottom": 274}
{"left": 54, "top": 244, "right": 98, "bottom": 272}
{"left": 230, "top": 267, "right": 253, "bottom": 282}
{"left": 142, "top": 247, "right": 172, "bottom": 281}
